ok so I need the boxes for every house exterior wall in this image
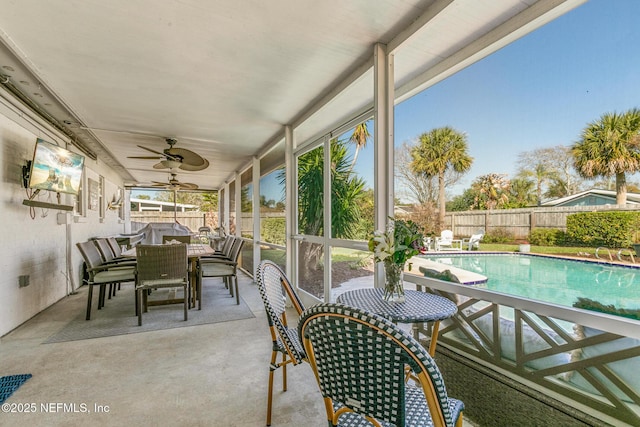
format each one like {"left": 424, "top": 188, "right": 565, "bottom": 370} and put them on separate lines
{"left": 0, "top": 92, "right": 126, "bottom": 337}
{"left": 556, "top": 194, "right": 616, "bottom": 207}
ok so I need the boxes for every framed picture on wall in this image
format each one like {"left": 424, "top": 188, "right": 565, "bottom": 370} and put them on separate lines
{"left": 88, "top": 178, "right": 99, "bottom": 211}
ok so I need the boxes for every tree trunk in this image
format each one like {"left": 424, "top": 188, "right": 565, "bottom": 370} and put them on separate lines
{"left": 438, "top": 172, "right": 446, "bottom": 230}
{"left": 616, "top": 172, "right": 627, "bottom": 205}
{"left": 299, "top": 241, "right": 323, "bottom": 281}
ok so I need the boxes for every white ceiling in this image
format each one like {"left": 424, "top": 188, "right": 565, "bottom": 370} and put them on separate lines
{"left": 0, "top": 0, "right": 586, "bottom": 191}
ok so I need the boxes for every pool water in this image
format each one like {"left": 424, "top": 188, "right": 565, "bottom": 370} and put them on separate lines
{"left": 422, "top": 254, "right": 640, "bottom": 310}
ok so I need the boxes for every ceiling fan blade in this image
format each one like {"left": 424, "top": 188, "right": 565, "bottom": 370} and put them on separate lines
{"left": 179, "top": 158, "right": 210, "bottom": 172}
{"left": 178, "top": 182, "right": 199, "bottom": 190}
{"left": 128, "top": 155, "right": 163, "bottom": 160}
{"left": 136, "top": 145, "right": 167, "bottom": 157}
{"left": 167, "top": 148, "right": 207, "bottom": 168}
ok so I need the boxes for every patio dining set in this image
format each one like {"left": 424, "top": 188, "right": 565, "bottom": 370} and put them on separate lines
{"left": 75, "top": 234, "right": 244, "bottom": 325}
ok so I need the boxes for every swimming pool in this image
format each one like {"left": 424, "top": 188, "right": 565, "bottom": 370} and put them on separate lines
{"left": 421, "top": 253, "right": 640, "bottom": 310}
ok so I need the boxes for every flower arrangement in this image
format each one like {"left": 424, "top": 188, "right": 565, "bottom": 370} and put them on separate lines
{"left": 368, "top": 217, "right": 425, "bottom": 302}
{"left": 368, "top": 217, "right": 425, "bottom": 267}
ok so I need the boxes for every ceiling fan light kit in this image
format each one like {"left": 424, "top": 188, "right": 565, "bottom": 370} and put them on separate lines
{"left": 160, "top": 159, "right": 182, "bottom": 169}
{"left": 151, "top": 173, "right": 198, "bottom": 191}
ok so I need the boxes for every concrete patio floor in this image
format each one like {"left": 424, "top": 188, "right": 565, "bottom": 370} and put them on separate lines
{"left": 0, "top": 273, "right": 475, "bottom": 426}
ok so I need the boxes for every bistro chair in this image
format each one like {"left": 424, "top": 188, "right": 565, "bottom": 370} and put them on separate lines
{"left": 255, "top": 260, "right": 306, "bottom": 426}
{"left": 135, "top": 244, "right": 189, "bottom": 326}
{"left": 196, "top": 238, "right": 244, "bottom": 307}
{"left": 76, "top": 241, "right": 136, "bottom": 320}
{"left": 298, "top": 303, "right": 465, "bottom": 427}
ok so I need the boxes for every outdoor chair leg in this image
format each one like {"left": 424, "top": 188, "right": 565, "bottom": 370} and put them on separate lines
{"left": 85, "top": 284, "right": 94, "bottom": 320}
{"left": 234, "top": 276, "right": 239, "bottom": 305}
{"left": 197, "top": 274, "right": 202, "bottom": 311}
{"left": 282, "top": 352, "right": 288, "bottom": 392}
{"left": 98, "top": 284, "right": 106, "bottom": 309}
{"left": 267, "top": 351, "right": 278, "bottom": 426}
{"left": 183, "top": 284, "right": 188, "bottom": 321}
{"left": 137, "top": 289, "right": 143, "bottom": 326}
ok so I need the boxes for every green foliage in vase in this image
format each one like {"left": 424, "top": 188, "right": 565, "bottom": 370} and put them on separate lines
{"left": 368, "top": 217, "right": 425, "bottom": 266}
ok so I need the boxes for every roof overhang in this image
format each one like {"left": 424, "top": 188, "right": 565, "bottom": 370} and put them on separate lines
{"left": 0, "top": 0, "right": 587, "bottom": 191}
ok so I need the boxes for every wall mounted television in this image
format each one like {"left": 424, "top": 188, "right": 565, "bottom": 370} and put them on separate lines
{"left": 28, "top": 138, "right": 85, "bottom": 196}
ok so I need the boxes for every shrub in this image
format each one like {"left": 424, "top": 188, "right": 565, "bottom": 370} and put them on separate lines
{"left": 483, "top": 227, "right": 513, "bottom": 243}
{"left": 261, "top": 217, "right": 285, "bottom": 245}
{"left": 566, "top": 212, "right": 640, "bottom": 248}
{"left": 529, "top": 228, "right": 565, "bottom": 246}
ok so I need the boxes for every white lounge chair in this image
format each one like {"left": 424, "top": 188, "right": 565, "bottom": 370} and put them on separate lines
{"left": 435, "top": 230, "right": 462, "bottom": 251}
{"left": 462, "top": 231, "right": 484, "bottom": 251}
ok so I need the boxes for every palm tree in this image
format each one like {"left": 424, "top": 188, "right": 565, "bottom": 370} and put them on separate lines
{"left": 471, "top": 173, "right": 510, "bottom": 210}
{"left": 410, "top": 127, "right": 473, "bottom": 228}
{"left": 507, "top": 177, "right": 537, "bottom": 208}
{"left": 518, "top": 163, "right": 556, "bottom": 206}
{"left": 280, "top": 138, "right": 365, "bottom": 278}
{"left": 348, "top": 122, "right": 371, "bottom": 171}
{"left": 572, "top": 108, "right": 640, "bottom": 205}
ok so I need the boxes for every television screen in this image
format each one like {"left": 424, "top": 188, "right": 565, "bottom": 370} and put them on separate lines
{"left": 28, "top": 138, "right": 85, "bottom": 196}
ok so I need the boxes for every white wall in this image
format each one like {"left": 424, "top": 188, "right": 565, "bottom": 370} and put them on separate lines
{"left": 0, "top": 90, "right": 127, "bottom": 336}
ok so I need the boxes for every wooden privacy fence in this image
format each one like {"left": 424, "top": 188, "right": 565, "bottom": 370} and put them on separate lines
{"left": 131, "top": 211, "right": 218, "bottom": 233}
{"left": 444, "top": 205, "right": 640, "bottom": 239}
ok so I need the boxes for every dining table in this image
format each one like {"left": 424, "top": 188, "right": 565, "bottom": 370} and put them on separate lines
{"left": 122, "top": 243, "right": 215, "bottom": 308}
{"left": 336, "top": 288, "right": 458, "bottom": 356}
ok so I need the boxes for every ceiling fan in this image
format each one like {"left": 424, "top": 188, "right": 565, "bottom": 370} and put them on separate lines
{"left": 128, "top": 138, "right": 209, "bottom": 171}
{"left": 151, "top": 173, "right": 198, "bottom": 191}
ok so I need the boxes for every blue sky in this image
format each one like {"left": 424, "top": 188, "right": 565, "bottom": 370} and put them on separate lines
{"left": 394, "top": 0, "right": 640, "bottom": 196}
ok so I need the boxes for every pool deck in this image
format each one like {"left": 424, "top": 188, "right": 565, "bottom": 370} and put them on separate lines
{"left": 406, "top": 256, "right": 488, "bottom": 285}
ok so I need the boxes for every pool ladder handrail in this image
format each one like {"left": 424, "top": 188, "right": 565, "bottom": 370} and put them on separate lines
{"left": 617, "top": 248, "right": 635, "bottom": 263}
{"left": 595, "top": 246, "right": 636, "bottom": 263}
{"left": 595, "top": 247, "right": 612, "bottom": 261}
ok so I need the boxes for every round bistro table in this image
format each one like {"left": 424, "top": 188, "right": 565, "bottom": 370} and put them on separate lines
{"left": 336, "top": 288, "right": 458, "bottom": 355}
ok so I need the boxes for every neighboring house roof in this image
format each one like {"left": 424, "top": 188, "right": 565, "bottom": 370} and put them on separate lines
{"left": 541, "top": 189, "right": 640, "bottom": 207}
{"left": 131, "top": 197, "right": 199, "bottom": 212}
{"left": 394, "top": 205, "right": 416, "bottom": 216}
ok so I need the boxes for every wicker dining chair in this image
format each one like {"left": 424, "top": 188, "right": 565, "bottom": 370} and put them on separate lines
{"left": 298, "top": 303, "right": 465, "bottom": 427}
{"left": 255, "top": 260, "right": 306, "bottom": 426}
{"left": 135, "top": 244, "right": 189, "bottom": 326}
{"left": 76, "top": 241, "right": 136, "bottom": 320}
{"left": 196, "top": 238, "right": 244, "bottom": 307}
